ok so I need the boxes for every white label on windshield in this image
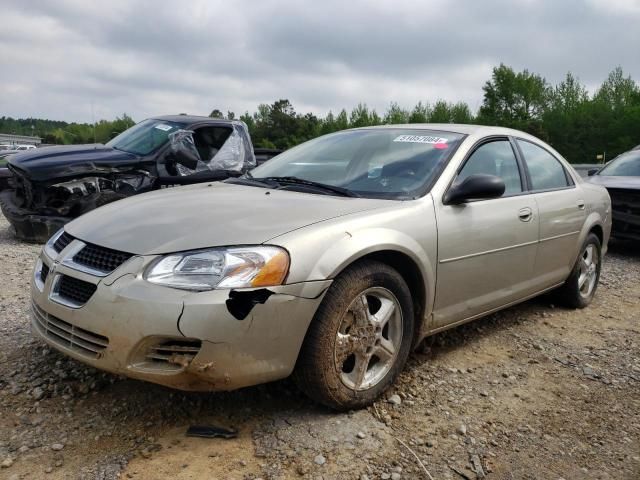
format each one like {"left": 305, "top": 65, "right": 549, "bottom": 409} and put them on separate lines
{"left": 393, "top": 135, "right": 447, "bottom": 144}
{"left": 154, "top": 124, "right": 173, "bottom": 132}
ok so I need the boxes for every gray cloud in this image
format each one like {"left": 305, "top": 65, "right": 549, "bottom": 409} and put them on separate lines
{"left": 0, "top": 0, "right": 638, "bottom": 123}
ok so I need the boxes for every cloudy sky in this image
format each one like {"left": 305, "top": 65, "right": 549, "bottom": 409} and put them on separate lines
{"left": 1, "top": 0, "right": 639, "bottom": 123}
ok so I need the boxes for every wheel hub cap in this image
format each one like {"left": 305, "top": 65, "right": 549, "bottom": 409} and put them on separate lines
{"left": 578, "top": 244, "right": 599, "bottom": 298}
{"left": 334, "top": 287, "right": 403, "bottom": 391}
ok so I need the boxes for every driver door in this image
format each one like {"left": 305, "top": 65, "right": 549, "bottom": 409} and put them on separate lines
{"left": 433, "top": 138, "right": 539, "bottom": 328}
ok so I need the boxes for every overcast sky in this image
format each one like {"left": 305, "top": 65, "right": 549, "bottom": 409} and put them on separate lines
{"left": 1, "top": 0, "right": 639, "bottom": 123}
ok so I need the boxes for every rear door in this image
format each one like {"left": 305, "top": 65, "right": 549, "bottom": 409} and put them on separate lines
{"left": 516, "top": 139, "right": 585, "bottom": 288}
{"left": 433, "top": 138, "right": 539, "bottom": 327}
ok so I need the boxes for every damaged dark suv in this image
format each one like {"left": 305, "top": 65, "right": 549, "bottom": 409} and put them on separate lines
{"left": 1, "top": 115, "right": 271, "bottom": 242}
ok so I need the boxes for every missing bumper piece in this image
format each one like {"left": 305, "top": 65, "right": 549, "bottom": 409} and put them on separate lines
{"left": 225, "top": 288, "right": 274, "bottom": 320}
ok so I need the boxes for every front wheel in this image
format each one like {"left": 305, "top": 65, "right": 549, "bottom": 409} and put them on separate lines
{"left": 294, "top": 260, "right": 414, "bottom": 410}
{"left": 558, "top": 233, "right": 602, "bottom": 308}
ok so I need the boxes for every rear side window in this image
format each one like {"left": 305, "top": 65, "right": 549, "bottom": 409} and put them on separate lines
{"left": 457, "top": 140, "right": 523, "bottom": 195}
{"left": 518, "top": 140, "right": 570, "bottom": 191}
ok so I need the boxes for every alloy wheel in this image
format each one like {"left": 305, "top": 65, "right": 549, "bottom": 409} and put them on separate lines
{"left": 334, "top": 287, "right": 403, "bottom": 391}
{"left": 578, "top": 244, "right": 599, "bottom": 298}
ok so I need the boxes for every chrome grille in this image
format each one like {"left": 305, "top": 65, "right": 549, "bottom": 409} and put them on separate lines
{"left": 40, "top": 263, "right": 50, "bottom": 283}
{"left": 32, "top": 302, "right": 109, "bottom": 359}
{"left": 53, "top": 232, "right": 74, "bottom": 253}
{"left": 57, "top": 275, "right": 97, "bottom": 305}
{"left": 72, "top": 243, "right": 133, "bottom": 274}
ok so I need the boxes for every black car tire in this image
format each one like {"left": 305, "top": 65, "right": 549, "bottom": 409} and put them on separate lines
{"left": 558, "top": 233, "right": 602, "bottom": 309}
{"left": 294, "top": 260, "right": 414, "bottom": 410}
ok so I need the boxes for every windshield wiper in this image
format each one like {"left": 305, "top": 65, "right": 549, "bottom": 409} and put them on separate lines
{"left": 253, "top": 176, "right": 360, "bottom": 197}
{"left": 224, "top": 176, "right": 279, "bottom": 188}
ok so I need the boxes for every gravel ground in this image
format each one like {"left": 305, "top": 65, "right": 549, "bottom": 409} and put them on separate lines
{"left": 0, "top": 214, "right": 638, "bottom": 480}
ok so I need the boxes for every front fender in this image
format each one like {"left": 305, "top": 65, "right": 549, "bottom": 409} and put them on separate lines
{"left": 270, "top": 198, "right": 438, "bottom": 324}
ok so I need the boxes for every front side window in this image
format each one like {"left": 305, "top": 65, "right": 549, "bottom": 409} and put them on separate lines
{"left": 518, "top": 140, "right": 570, "bottom": 191}
{"left": 250, "top": 129, "right": 464, "bottom": 199}
{"left": 106, "top": 119, "right": 186, "bottom": 156}
{"left": 598, "top": 151, "right": 640, "bottom": 176}
{"left": 456, "top": 140, "right": 523, "bottom": 196}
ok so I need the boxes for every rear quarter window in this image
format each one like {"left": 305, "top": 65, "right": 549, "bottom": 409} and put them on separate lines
{"left": 517, "top": 140, "right": 571, "bottom": 191}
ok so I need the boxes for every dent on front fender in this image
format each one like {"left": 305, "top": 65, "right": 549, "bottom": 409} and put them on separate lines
{"left": 178, "top": 280, "right": 331, "bottom": 343}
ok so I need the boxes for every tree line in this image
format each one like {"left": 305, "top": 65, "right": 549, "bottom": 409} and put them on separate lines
{"left": 0, "top": 115, "right": 135, "bottom": 146}
{"left": 2, "top": 65, "right": 639, "bottom": 163}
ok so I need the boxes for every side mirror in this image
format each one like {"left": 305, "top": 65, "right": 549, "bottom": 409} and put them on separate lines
{"left": 444, "top": 174, "right": 506, "bottom": 205}
{"left": 587, "top": 169, "right": 598, "bottom": 176}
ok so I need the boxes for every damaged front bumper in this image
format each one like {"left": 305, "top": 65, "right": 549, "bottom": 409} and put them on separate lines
{"left": 30, "top": 249, "right": 331, "bottom": 391}
{"left": 0, "top": 190, "right": 69, "bottom": 242}
{"left": 2, "top": 166, "right": 155, "bottom": 243}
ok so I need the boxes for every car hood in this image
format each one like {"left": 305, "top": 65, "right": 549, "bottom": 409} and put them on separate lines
{"left": 65, "top": 182, "right": 390, "bottom": 255}
{"left": 588, "top": 175, "right": 640, "bottom": 190}
{"left": 8, "top": 144, "right": 139, "bottom": 182}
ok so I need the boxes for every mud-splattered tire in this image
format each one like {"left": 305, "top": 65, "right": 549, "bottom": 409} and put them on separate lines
{"left": 294, "top": 260, "right": 414, "bottom": 410}
{"left": 558, "top": 233, "right": 602, "bottom": 309}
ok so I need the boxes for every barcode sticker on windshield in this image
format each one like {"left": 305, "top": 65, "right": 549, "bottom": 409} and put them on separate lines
{"left": 393, "top": 135, "right": 448, "bottom": 144}
{"left": 154, "top": 124, "right": 173, "bottom": 131}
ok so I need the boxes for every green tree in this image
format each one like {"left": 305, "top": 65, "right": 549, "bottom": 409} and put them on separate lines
{"left": 477, "top": 64, "right": 550, "bottom": 134}
{"left": 384, "top": 102, "right": 409, "bottom": 124}
{"left": 429, "top": 100, "right": 452, "bottom": 123}
{"left": 408, "top": 102, "right": 430, "bottom": 123}
{"left": 450, "top": 102, "right": 474, "bottom": 123}
{"left": 321, "top": 111, "right": 337, "bottom": 135}
{"left": 335, "top": 109, "right": 349, "bottom": 131}
{"left": 349, "top": 103, "right": 373, "bottom": 128}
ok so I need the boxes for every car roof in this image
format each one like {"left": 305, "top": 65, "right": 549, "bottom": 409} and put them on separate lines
{"left": 151, "top": 114, "right": 235, "bottom": 125}
{"left": 354, "top": 123, "right": 541, "bottom": 139}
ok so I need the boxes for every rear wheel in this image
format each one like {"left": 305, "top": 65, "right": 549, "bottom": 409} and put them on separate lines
{"left": 294, "top": 260, "right": 414, "bottom": 410}
{"left": 558, "top": 233, "right": 602, "bottom": 308}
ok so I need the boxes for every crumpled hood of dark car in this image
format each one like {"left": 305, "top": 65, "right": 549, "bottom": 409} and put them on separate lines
{"left": 65, "top": 182, "right": 390, "bottom": 255}
{"left": 8, "top": 144, "right": 139, "bottom": 181}
{"left": 588, "top": 175, "right": 640, "bottom": 190}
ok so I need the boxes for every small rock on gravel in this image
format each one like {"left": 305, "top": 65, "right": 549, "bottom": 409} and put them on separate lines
{"left": 457, "top": 424, "right": 467, "bottom": 435}
{"left": 51, "top": 443, "right": 65, "bottom": 451}
{"left": 32, "top": 386, "right": 46, "bottom": 400}
{"left": 314, "top": 454, "right": 326, "bottom": 465}
{"left": 1, "top": 457, "right": 14, "bottom": 468}
{"left": 388, "top": 394, "right": 402, "bottom": 406}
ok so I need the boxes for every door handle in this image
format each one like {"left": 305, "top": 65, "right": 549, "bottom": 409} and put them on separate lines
{"left": 577, "top": 200, "right": 585, "bottom": 210}
{"left": 518, "top": 207, "right": 533, "bottom": 222}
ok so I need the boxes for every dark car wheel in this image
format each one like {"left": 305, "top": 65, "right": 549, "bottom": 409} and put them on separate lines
{"left": 558, "top": 233, "right": 602, "bottom": 309}
{"left": 294, "top": 260, "right": 414, "bottom": 410}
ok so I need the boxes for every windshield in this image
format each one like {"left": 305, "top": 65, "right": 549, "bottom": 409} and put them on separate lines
{"left": 599, "top": 151, "right": 640, "bottom": 176}
{"left": 106, "top": 119, "right": 186, "bottom": 155}
{"left": 250, "top": 128, "right": 464, "bottom": 199}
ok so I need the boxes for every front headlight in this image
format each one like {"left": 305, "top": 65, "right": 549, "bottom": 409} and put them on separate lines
{"left": 144, "top": 246, "right": 289, "bottom": 291}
